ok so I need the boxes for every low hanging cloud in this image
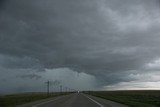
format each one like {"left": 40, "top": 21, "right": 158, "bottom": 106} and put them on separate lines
{"left": 19, "top": 74, "right": 42, "bottom": 80}
{"left": 0, "top": 67, "right": 96, "bottom": 94}
{"left": 0, "top": 0, "right": 160, "bottom": 93}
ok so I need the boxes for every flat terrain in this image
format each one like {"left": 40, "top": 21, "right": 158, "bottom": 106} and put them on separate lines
{"left": 1, "top": 90, "right": 159, "bottom": 107}
{"left": 86, "top": 90, "right": 160, "bottom": 107}
{"left": 0, "top": 92, "right": 68, "bottom": 107}
{"left": 21, "top": 93, "right": 128, "bottom": 107}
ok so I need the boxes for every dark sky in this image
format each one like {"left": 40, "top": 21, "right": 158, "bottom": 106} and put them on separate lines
{"left": 0, "top": 0, "right": 160, "bottom": 93}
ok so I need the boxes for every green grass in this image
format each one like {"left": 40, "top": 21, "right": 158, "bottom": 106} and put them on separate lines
{"left": 0, "top": 92, "right": 70, "bottom": 107}
{"left": 85, "top": 90, "right": 160, "bottom": 107}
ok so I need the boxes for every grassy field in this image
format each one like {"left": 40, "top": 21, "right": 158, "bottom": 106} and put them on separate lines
{"left": 0, "top": 92, "right": 70, "bottom": 107}
{"left": 85, "top": 90, "right": 160, "bottom": 107}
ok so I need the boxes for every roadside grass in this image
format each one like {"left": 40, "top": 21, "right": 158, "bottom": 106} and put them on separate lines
{"left": 0, "top": 92, "right": 70, "bottom": 107}
{"left": 85, "top": 90, "right": 160, "bottom": 107}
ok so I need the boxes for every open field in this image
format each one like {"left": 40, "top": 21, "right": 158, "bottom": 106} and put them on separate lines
{"left": 0, "top": 92, "right": 70, "bottom": 107}
{"left": 85, "top": 90, "right": 160, "bottom": 107}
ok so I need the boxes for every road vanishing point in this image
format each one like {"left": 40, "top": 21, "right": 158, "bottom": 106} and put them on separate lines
{"left": 21, "top": 93, "right": 129, "bottom": 107}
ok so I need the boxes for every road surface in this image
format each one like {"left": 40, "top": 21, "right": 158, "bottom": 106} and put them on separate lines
{"left": 21, "top": 93, "right": 129, "bottom": 107}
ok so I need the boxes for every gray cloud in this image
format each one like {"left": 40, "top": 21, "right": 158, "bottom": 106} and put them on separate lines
{"left": 0, "top": 0, "right": 160, "bottom": 92}
{"left": 19, "top": 74, "right": 42, "bottom": 80}
{"left": 0, "top": 67, "right": 96, "bottom": 94}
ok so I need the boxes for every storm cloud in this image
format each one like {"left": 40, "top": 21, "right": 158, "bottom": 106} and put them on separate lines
{"left": 0, "top": 0, "right": 160, "bottom": 93}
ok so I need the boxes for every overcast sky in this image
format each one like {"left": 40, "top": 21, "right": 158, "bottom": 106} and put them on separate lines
{"left": 0, "top": 0, "right": 160, "bottom": 94}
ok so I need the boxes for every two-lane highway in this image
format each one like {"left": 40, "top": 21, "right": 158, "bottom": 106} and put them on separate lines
{"left": 34, "top": 93, "right": 102, "bottom": 107}
{"left": 23, "top": 93, "right": 129, "bottom": 107}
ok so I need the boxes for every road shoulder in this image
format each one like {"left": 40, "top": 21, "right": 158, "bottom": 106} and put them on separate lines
{"left": 84, "top": 94, "right": 129, "bottom": 107}
{"left": 17, "top": 94, "right": 71, "bottom": 107}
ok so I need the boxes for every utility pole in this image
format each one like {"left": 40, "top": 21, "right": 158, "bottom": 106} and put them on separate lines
{"left": 65, "top": 87, "right": 67, "bottom": 93}
{"left": 60, "top": 85, "right": 62, "bottom": 93}
{"left": 45, "top": 81, "right": 50, "bottom": 96}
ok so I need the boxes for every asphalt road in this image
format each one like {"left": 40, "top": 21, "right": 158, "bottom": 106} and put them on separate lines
{"left": 22, "top": 93, "right": 129, "bottom": 107}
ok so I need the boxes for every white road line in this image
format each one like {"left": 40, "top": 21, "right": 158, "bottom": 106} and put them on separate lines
{"left": 83, "top": 94, "right": 104, "bottom": 107}
{"left": 32, "top": 96, "right": 63, "bottom": 107}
